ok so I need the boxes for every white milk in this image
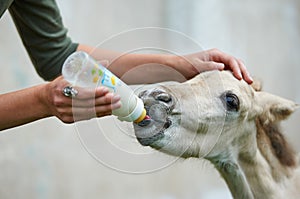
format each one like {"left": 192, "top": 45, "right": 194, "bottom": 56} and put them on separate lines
{"left": 62, "top": 51, "right": 146, "bottom": 122}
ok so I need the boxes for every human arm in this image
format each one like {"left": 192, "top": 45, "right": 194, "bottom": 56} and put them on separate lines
{"left": 0, "top": 84, "right": 51, "bottom": 130}
{"left": 8, "top": 0, "right": 78, "bottom": 81}
{"left": 0, "top": 77, "right": 121, "bottom": 131}
{"left": 77, "top": 44, "right": 253, "bottom": 84}
{"left": 9, "top": 0, "right": 252, "bottom": 84}
{"left": 5, "top": 0, "right": 251, "bottom": 130}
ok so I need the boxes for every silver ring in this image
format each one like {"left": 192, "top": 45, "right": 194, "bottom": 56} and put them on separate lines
{"left": 62, "top": 86, "right": 78, "bottom": 98}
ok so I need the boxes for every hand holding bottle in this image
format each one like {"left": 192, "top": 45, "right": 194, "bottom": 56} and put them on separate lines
{"left": 62, "top": 51, "right": 147, "bottom": 123}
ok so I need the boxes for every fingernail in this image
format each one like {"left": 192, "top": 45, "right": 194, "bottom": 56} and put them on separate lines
{"left": 244, "top": 71, "right": 253, "bottom": 83}
{"left": 101, "top": 87, "right": 109, "bottom": 92}
{"left": 249, "top": 75, "right": 253, "bottom": 80}
{"left": 217, "top": 63, "right": 225, "bottom": 69}
{"left": 249, "top": 76, "right": 254, "bottom": 83}
{"left": 97, "top": 87, "right": 109, "bottom": 94}
{"left": 112, "top": 101, "right": 122, "bottom": 109}
{"left": 113, "top": 94, "right": 121, "bottom": 101}
{"left": 237, "top": 72, "right": 243, "bottom": 80}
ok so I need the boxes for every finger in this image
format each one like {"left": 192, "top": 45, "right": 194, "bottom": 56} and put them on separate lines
{"left": 243, "top": 72, "right": 253, "bottom": 84}
{"left": 71, "top": 101, "right": 121, "bottom": 120}
{"left": 74, "top": 110, "right": 112, "bottom": 121}
{"left": 57, "top": 98, "right": 121, "bottom": 122}
{"left": 228, "top": 58, "right": 242, "bottom": 80}
{"left": 193, "top": 59, "right": 225, "bottom": 73}
{"left": 72, "top": 86, "right": 110, "bottom": 100}
{"left": 96, "top": 111, "right": 113, "bottom": 118}
{"left": 209, "top": 49, "right": 251, "bottom": 82}
{"left": 237, "top": 59, "right": 253, "bottom": 84}
{"left": 72, "top": 92, "right": 120, "bottom": 107}
{"left": 110, "top": 100, "right": 122, "bottom": 110}
{"left": 200, "top": 61, "right": 225, "bottom": 72}
{"left": 209, "top": 49, "right": 241, "bottom": 74}
{"left": 94, "top": 93, "right": 121, "bottom": 106}
{"left": 70, "top": 106, "right": 109, "bottom": 121}
{"left": 94, "top": 102, "right": 121, "bottom": 113}
{"left": 209, "top": 61, "right": 225, "bottom": 71}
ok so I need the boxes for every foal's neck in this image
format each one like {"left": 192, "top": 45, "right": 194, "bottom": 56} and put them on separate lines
{"left": 210, "top": 139, "right": 297, "bottom": 199}
{"left": 210, "top": 149, "right": 293, "bottom": 199}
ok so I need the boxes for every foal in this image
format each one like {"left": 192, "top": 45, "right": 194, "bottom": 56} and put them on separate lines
{"left": 134, "top": 71, "right": 300, "bottom": 199}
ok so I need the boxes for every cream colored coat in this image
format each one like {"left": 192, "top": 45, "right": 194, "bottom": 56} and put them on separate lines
{"left": 134, "top": 71, "right": 300, "bottom": 199}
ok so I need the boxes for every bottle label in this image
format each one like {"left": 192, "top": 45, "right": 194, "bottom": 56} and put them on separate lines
{"left": 101, "top": 70, "right": 118, "bottom": 91}
{"left": 91, "top": 65, "right": 104, "bottom": 84}
{"left": 90, "top": 64, "right": 118, "bottom": 91}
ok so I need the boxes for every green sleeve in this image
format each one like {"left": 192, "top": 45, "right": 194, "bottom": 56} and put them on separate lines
{"left": 9, "top": 0, "right": 78, "bottom": 81}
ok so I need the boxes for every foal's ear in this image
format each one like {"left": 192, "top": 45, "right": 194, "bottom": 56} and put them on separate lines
{"left": 255, "top": 92, "right": 298, "bottom": 123}
{"left": 250, "top": 78, "right": 262, "bottom": 92}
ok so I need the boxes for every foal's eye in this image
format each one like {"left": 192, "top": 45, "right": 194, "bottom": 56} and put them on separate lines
{"left": 221, "top": 92, "right": 240, "bottom": 112}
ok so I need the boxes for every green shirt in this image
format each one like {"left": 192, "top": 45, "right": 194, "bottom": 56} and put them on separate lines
{"left": 0, "top": 0, "right": 78, "bottom": 80}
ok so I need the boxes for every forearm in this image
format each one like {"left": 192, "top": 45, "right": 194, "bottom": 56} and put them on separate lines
{"left": 76, "top": 45, "right": 253, "bottom": 84}
{"left": 77, "top": 44, "right": 187, "bottom": 84}
{"left": 0, "top": 84, "right": 50, "bottom": 130}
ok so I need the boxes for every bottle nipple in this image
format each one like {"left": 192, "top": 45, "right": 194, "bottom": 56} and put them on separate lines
{"left": 135, "top": 110, "right": 152, "bottom": 127}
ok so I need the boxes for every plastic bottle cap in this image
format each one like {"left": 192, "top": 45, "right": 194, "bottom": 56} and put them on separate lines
{"left": 117, "top": 96, "right": 145, "bottom": 122}
{"left": 134, "top": 109, "right": 147, "bottom": 123}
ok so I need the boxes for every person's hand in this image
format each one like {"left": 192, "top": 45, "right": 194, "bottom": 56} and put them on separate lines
{"left": 172, "top": 48, "right": 253, "bottom": 84}
{"left": 42, "top": 76, "right": 121, "bottom": 123}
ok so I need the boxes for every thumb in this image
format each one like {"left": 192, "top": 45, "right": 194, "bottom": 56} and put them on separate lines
{"left": 201, "top": 61, "right": 224, "bottom": 71}
{"left": 213, "top": 62, "right": 225, "bottom": 70}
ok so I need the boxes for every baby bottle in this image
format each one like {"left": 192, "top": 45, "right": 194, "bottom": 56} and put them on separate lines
{"left": 62, "top": 51, "right": 147, "bottom": 123}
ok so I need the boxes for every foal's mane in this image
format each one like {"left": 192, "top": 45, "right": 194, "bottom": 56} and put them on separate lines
{"left": 252, "top": 80, "right": 297, "bottom": 168}
{"left": 256, "top": 117, "right": 297, "bottom": 168}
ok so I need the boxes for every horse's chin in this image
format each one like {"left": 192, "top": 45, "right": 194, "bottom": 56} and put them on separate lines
{"left": 134, "top": 115, "right": 173, "bottom": 146}
{"left": 134, "top": 106, "right": 172, "bottom": 146}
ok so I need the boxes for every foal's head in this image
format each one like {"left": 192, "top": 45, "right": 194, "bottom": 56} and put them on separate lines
{"left": 134, "top": 71, "right": 298, "bottom": 165}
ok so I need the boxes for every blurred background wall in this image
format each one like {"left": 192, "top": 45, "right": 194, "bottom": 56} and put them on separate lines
{"left": 0, "top": 0, "right": 299, "bottom": 198}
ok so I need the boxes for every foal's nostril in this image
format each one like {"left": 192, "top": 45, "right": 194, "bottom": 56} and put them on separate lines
{"left": 155, "top": 93, "right": 172, "bottom": 103}
{"left": 138, "top": 90, "right": 147, "bottom": 98}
